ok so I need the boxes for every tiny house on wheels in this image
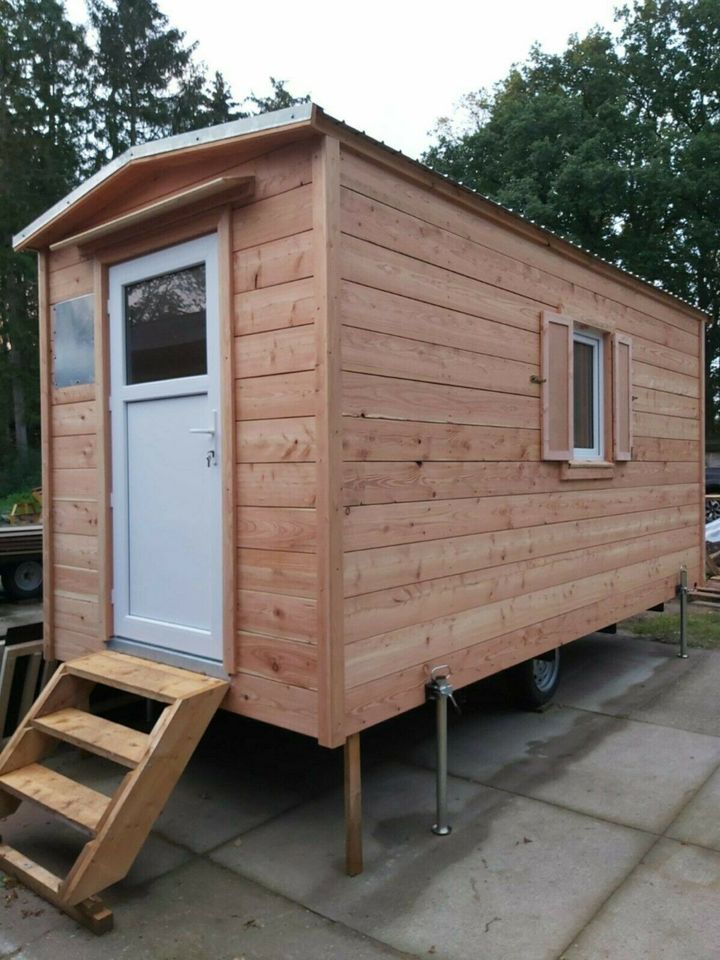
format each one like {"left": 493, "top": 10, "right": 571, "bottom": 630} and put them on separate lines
{"left": 2, "top": 103, "right": 706, "bottom": 930}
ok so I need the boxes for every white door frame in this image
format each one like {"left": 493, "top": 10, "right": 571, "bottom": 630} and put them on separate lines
{"left": 109, "top": 233, "right": 223, "bottom": 661}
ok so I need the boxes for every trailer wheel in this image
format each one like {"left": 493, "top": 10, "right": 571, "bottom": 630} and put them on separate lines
{"left": 506, "top": 648, "right": 561, "bottom": 710}
{"left": 2, "top": 560, "right": 43, "bottom": 601}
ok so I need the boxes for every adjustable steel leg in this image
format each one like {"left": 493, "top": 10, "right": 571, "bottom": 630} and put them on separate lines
{"left": 678, "top": 565, "right": 689, "bottom": 659}
{"left": 426, "top": 666, "right": 457, "bottom": 836}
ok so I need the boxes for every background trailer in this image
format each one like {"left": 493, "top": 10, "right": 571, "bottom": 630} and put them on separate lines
{"left": 0, "top": 103, "right": 706, "bottom": 929}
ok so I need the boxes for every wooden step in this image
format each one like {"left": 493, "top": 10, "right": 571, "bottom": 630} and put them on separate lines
{"left": 0, "top": 763, "right": 110, "bottom": 833}
{"left": 32, "top": 709, "right": 149, "bottom": 768}
{"left": 66, "top": 651, "right": 227, "bottom": 703}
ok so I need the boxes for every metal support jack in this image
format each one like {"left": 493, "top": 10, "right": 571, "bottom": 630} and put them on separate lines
{"left": 426, "top": 665, "right": 458, "bottom": 836}
{"left": 677, "top": 565, "right": 689, "bottom": 659}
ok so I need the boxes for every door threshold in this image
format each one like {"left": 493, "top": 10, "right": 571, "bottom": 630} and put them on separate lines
{"left": 107, "top": 637, "right": 229, "bottom": 680}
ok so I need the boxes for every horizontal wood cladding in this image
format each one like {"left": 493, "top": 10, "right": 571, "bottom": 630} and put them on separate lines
{"left": 337, "top": 145, "right": 702, "bottom": 732}
{"left": 343, "top": 459, "right": 698, "bottom": 507}
{"left": 235, "top": 632, "right": 318, "bottom": 689}
{"left": 345, "top": 573, "right": 678, "bottom": 730}
{"left": 344, "top": 418, "right": 539, "bottom": 462}
{"left": 236, "top": 548, "right": 317, "bottom": 597}
{"left": 341, "top": 281, "right": 538, "bottom": 365}
{"left": 346, "top": 547, "right": 694, "bottom": 689}
{"left": 237, "top": 589, "right": 316, "bottom": 643}
{"left": 48, "top": 256, "right": 93, "bottom": 304}
{"left": 342, "top": 325, "right": 538, "bottom": 398}
{"left": 343, "top": 483, "right": 698, "bottom": 552}
{"left": 230, "top": 141, "right": 320, "bottom": 737}
{"left": 235, "top": 324, "right": 315, "bottom": 378}
{"left": 237, "top": 370, "right": 315, "bottom": 421}
{"left": 222, "top": 674, "right": 317, "bottom": 738}
{"left": 339, "top": 149, "right": 699, "bottom": 343}
{"left": 233, "top": 230, "right": 313, "bottom": 293}
{"left": 344, "top": 503, "right": 697, "bottom": 598}
{"left": 344, "top": 372, "right": 538, "bottom": 430}
{"left": 236, "top": 416, "right": 316, "bottom": 462}
{"left": 234, "top": 277, "right": 314, "bottom": 336}
{"left": 344, "top": 526, "right": 696, "bottom": 644}
{"left": 237, "top": 463, "right": 316, "bottom": 507}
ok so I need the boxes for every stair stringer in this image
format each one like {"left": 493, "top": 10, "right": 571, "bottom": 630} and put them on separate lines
{"left": 61, "top": 684, "right": 227, "bottom": 905}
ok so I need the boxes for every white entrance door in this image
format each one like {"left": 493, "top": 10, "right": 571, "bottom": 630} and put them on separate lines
{"left": 109, "top": 234, "right": 223, "bottom": 661}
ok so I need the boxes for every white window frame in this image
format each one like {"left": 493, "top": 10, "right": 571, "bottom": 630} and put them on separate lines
{"left": 573, "top": 328, "right": 604, "bottom": 460}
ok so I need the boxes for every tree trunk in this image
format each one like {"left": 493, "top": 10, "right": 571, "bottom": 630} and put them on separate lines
{"left": 9, "top": 347, "right": 28, "bottom": 459}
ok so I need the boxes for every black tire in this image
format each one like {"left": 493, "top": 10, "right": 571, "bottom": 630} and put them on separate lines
{"left": 706, "top": 498, "right": 720, "bottom": 522}
{"left": 1, "top": 559, "right": 43, "bottom": 601}
{"left": 506, "top": 648, "right": 561, "bottom": 710}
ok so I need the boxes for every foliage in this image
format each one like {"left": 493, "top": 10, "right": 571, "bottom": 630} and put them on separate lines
{"left": 0, "top": 0, "right": 91, "bottom": 489}
{"left": 0, "top": 0, "right": 309, "bottom": 490}
{"left": 424, "top": 0, "right": 720, "bottom": 439}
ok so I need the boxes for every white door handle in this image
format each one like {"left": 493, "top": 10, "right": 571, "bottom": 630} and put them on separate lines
{"left": 189, "top": 409, "right": 217, "bottom": 436}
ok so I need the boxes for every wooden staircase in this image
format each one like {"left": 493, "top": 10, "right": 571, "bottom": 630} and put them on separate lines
{"left": 0, "top": 650, "right": 228, "bottom": 933}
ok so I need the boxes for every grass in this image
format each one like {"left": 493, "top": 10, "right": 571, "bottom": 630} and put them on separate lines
{"left": 621, "top": 604, "right": 720, "bottom": 650}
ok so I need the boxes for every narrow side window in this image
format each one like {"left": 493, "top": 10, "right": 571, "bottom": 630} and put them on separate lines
{"left": 52, "top": 294, "right": 95, "bottom": 388}
{"left": 572, "top": 329, "right": 604, "bottom": 460}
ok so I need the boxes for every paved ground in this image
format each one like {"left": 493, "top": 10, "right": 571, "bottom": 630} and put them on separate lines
{"left": 1, "top": 624, "right": 719, "bottom": 960}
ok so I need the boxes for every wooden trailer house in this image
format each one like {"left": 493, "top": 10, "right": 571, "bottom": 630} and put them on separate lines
{"left": 1, "top": 102, "right": 706, "bottom": 928}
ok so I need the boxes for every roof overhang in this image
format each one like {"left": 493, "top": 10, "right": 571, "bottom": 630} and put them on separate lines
{"left": 13, "top": 103, "right": 314, "bottom": 252}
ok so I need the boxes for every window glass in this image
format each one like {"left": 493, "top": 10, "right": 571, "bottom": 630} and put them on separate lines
{"left": 52, "top": 295, "right": 95, "bottom": 388}
{"left": 573, "top": 339, "right": 595, "bottom": 449}
{"left": 125, "top": 263, "right": 206, "bottom": 385}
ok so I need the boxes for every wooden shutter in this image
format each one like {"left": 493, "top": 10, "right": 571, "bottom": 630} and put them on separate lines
{"left": 541, "top": 311, "right": 573, "bottom": 460}
{"left": 613, "top": 333, "right": 633, "bottom": 460}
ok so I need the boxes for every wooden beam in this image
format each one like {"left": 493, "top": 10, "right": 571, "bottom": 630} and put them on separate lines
{"left": 93, "top": 261, "right": 112, "bottom": 645}
{"left": 218, "top": 208, "right": 238, "bottom": 673}
{"left": 313, "top": 136, "right": 345, "bottom": 748}
{"left": 344, "top": 732, "right": 363, "bottom": 876}
{"left": 50, "top": 176, "right": 254, "bottom": 251}
{"left": 37, "top": 251, "right": 54, "bottom": 661}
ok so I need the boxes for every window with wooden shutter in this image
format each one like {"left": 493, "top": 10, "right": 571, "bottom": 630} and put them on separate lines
{"left": 541, "top": 311, "right": 573, "bottom": 460}
{"left": 613, "top": 333, "right": 633, "bottom": 460}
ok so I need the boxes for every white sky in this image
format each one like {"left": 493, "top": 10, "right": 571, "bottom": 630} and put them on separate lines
{"left": 65, "top": 0, "right": 622, "bottom": 158}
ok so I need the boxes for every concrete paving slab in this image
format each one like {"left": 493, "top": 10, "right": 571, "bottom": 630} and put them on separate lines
{"left": 154, "top": 753, "right": 308, "bottom": 854}
{"left": 4, "top": 858, "right": 412, "bottom": 960}
{"left": 666, "top": 764, "right": 720, "bottom": 853}
{"left": 212, "top": 761, "right": 654, "bottom": 960}
{"left": 408, "top": 705, "right": 720, "bottom": 832}
{"left": 563, "top": 839, "right": 720, "bottom": 960}
{"left": 557, "top": 632, "right": 688, "bottom": 715}
{"left": 0, "top": 791, "right": 192, "bottom": 890}
{"left": 629, "top": 650, "right": 720, "bottom": 737}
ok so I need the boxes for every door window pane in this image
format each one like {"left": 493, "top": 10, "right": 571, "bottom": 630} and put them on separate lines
{"left": 52, "top": 295, "right": 94, "bottom": 388}
{"left": 125, "top": 263, "right": 206, "bottom": 384}
{"left": 573, "top": 339, "right": 595, "bottom": 449}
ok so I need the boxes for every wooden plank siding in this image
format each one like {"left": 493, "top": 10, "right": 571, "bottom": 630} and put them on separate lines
{"left": 42, "top": 138, "right": 323, "bottom": 738}
{"left": 46, "top": 245, "right": 99, "bottom": 662}
{"left": 232, "top": 138, "right": 320, "bottom": 737}
{"left": 337, "top": 145, "right": 704, "bottom": 734}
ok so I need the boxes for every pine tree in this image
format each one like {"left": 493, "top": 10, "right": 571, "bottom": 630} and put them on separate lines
{"left": 87, "top": 0, "right": 195, "bottom": 162}
{"left": 0, "top": 0, "right": 89, "bottom": 484}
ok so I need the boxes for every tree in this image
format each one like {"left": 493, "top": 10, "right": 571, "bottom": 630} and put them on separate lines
{"left": 246, "top": 76, "right": 310, "bottom": 114}
{"left": 424, "top": 0, "right": 720, "bottom": 440}
{"left": 87, "top": 0, "right": 195, "bottom": 161}
{"left": 0, "top": 0, "right": 90, "bottom": 484}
